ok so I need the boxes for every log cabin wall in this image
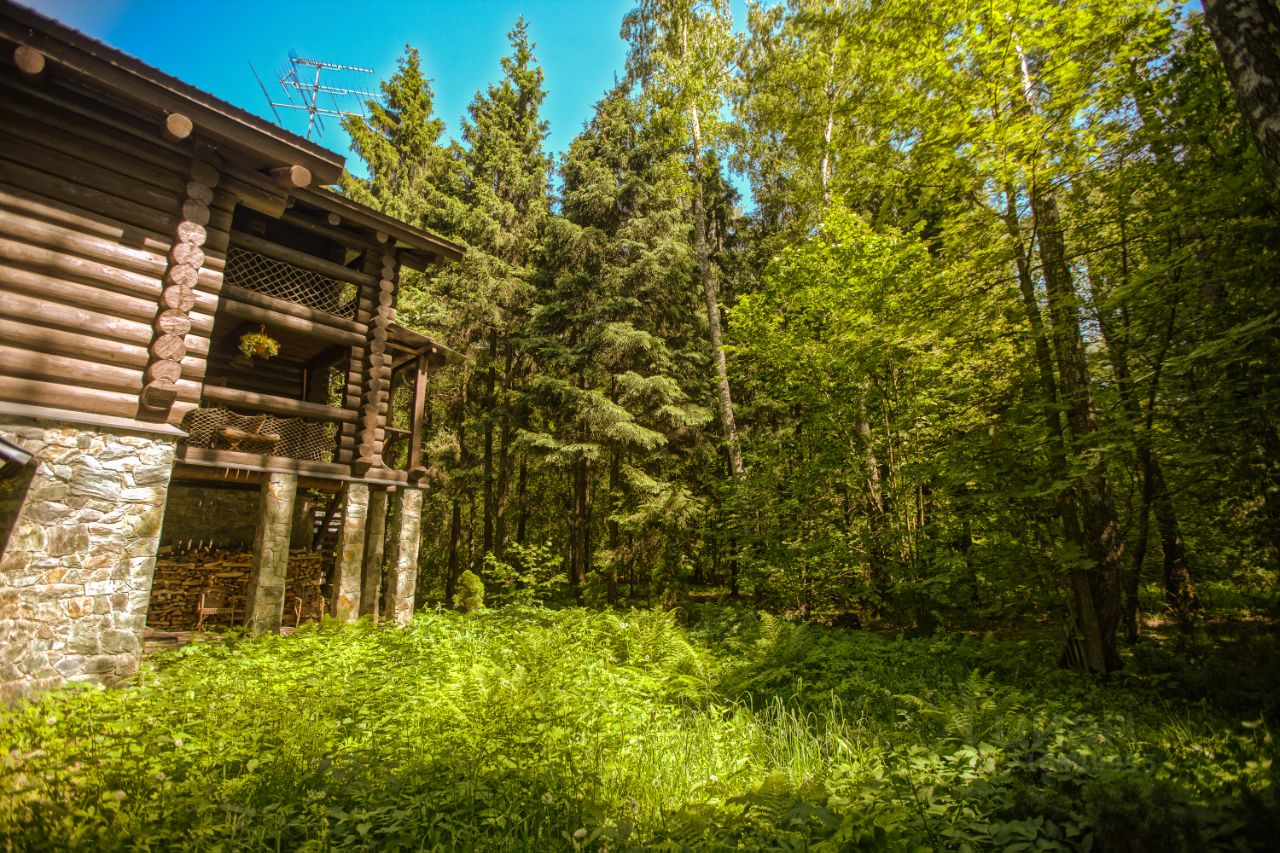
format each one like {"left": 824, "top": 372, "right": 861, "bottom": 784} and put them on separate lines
{"left": 0, "top": 0, "right": 462, "bottom": 701}
{"left": 0, "top": 66, "right": 230, "bottom": 422}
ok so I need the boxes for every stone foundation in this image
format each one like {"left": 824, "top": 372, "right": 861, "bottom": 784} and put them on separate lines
{"left": 0, "top": 417, "right": 176, "bottom": 703}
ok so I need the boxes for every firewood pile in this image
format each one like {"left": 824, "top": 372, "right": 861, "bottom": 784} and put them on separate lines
{"left": 147, "top": 547, "right": 328, "bottom": 630}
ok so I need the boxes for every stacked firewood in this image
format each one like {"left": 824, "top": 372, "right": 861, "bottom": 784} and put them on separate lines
{"left": 147, "top": 547, "right": 327, "bottom": 631}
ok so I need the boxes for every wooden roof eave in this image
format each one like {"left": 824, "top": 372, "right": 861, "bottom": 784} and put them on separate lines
{"left": 387, "top": 323, "right": 465, "bottom": 367}
{"left": 293, "top": 187, "right": 465, "bottom": 263}
{"left": 0, "top": 2, "right": 344, "bottom": 185}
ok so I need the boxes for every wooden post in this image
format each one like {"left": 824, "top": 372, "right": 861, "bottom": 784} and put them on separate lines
{"left": 330, "top": 482, "right": 369, "bottom": 621}
{"left": 245, "top": 472, "right": 298, "bottom": 634}
{"left": 359, "top": 488, "right": 389, "bottom": 619}
{"left": 383, "top": 487, "right": 423, "bottom": 625}
{"left": 407, "top": 352, "right": 429, "bottom": 477}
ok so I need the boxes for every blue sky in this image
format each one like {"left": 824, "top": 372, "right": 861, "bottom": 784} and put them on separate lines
{"left": 28, "top": 0, "right": 748, "bottom": 179}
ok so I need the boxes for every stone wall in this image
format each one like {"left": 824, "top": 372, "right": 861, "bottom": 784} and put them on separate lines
{"left": 0, "top": 417, "right": 176, "bottom": 703}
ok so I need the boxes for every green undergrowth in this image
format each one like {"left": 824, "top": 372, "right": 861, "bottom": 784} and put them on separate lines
{"left": 1, "top": 608, "right": 1275, "bottom": 850}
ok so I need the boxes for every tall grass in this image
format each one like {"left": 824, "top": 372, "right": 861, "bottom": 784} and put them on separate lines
{"left": 1, "top": 607, "right": 1275, "bottom": 850}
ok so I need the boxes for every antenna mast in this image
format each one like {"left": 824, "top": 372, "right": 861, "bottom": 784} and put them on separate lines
{"left": 254, "top": 50, "right": 377, "bottom": 140}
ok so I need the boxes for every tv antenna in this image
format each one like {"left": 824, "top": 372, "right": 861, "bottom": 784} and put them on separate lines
{"left": 251, "top": 50, "right": 377, "bottom": 140}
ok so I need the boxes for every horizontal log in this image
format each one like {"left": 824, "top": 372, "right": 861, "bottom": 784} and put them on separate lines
{"left": 0, "top": 206, "right": 171, "bottom": 281}
{"left": 2, "top": 110, "right": 187, "bottom": 197}
{"left": 0, "top": 315, "right": 149, "bottom": 368}
{"left": 202, "top": 385, "right": 357, "bottom": 423}
{"left": 182, "top": 199, "right": 210, "bottom": 226}
{"left": 0, "top": 342, "right": 202, "bottom": 399}
{"left": 163, "top": 113, "right": 193, "bottom": 143}
{"left": 0, "top": 374, "right": 143, "bottom": 420}
{"left": 145, "top": 360, "right": 183, "bottom": 384}
{"left": 230, "top": 231, "right": 374, "bottom": 288}
{"left": 0, "top": 157, "right": 191, "bottom": 249}
{"left": 0, "top": 130, "right": 181, "bottom": 213}
{"left": 0, "top": 184, "right": 175, "bottom": 259}
{"left": 178, "top": 446, "right": 359, "bottom": 480}
{"left": 221, "top": 297, "right": 366, "bottom": 348}
{"left": 185, "top": 181, "right": 214, "bottom": 206}
{"left": 222, "top": 284, "right": 367, "bottom": 335}
{"left": 279, "top": 208, "right": 376, "bottom": 251}
{"left": 0, "top": 81, "right": 192, "bottom": 175}
{"left": 155, "top": 309, "right": 193, "bottom": 337}
{"left": 140, "top": 380, "right": 179, "bottom": 412}
{"left": 14, "top": 45, "right": 45, "bottom": 77}
{"left": 270, "top": 164, "right": 311, "bottom": 188}
{"left": 189, "top": 160, "right": 220, "bottom": 187}
{"left": 0, "top": 343, "right": 141, "bottom": 395}
{"left": 0, "top": 262, "right": 216, "bottom": 335}
{"left": 217, "top": 172, "right": 286, "bottom": 219}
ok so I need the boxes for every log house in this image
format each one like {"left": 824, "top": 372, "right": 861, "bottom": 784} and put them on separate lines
{"left": 0, "top": 1, "right": 463, "bottom": 701}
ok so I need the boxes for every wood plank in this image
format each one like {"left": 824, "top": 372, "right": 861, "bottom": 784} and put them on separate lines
{"left": 230, "top": 231, "right": 374, "bottom": 288}
{"left": 178, "top": 447, "right": 349, "bottom": 478}
{"left": 202, "top": 385, "right": 357, "bottom": 423}
{"left": 221, "top": 298, "right": 366, "bottom": 348}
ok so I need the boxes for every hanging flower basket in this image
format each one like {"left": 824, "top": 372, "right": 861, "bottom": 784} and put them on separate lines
{"left": 238, "top": 326, "right": 280, "bottom": 361}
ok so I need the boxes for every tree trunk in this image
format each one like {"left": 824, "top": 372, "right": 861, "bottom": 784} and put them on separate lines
{"left": 494, "top": 344, "right": 514, "bottom": 563}
{"left": 1032, "top": 182, "right": 1125, "bottom": 672}
{"left": 516, "top": 457, "right": 528, "bottom": 547}
{"left": 607, "top": 447, "right": 620, "bottom": 605}
{"left": 680, "top": 12, "right": 743, "bottom": 480}
{"left": 482, "top": 330, "right": 497, "bottom": 560}
{"left": 445, "top": 498, "right": 462, "bottom": 604}
{"left": 1203, "top": 0, "right": 1280, "bottom": 191}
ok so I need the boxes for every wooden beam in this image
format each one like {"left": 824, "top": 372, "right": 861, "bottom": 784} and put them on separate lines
{"left": 13, "top": 45, "right": 46, "bottom": 77}
{"left": 269, "top": 165, "right": 311, "bottom": 188}
{"left": 202, "top": 385, "right": 357, "bottom": 423}
{"left": 222, "top": 283, "right": 367, "bottom": 335}
{"left": 221, "top": 297, "right": 366, "bottom": 349}
{"left": 230, "top": 230, "right": 373, "bottom": 287}
{"left": 407, "top": 352, "right": 428, "bottom": 475}
{"left": 163, "top": 112, "right": 193, "bottom": 143}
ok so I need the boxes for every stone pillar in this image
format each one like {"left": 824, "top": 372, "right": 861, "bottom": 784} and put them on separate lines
{"left": 0, "top": 418, "right": 176, "bottom": 703}
{"left": 330, "top": 482, "right": 368, "bottom": 621}
{"left": 383, "top": 487, "right": 423, "bottom": 626}
{"left": 244, "top": 472, "right": 297, "bottom": 634}
{"left": 359, "top": 488, "right": 388, "bottom": 619}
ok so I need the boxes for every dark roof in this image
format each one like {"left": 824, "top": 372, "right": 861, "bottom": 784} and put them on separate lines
{"left": 0, "top": 0, "right": 344, "bottom": 184}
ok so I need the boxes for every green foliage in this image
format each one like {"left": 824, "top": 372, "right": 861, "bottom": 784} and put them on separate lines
{"left": 453, "top": 569, "right": 485, "bottom": 612}
{"left": 1, "top": 611, "right": 1274, "bottom": 850}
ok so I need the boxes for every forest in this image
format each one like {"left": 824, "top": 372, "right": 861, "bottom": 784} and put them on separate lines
{"left": 2, "top": 0, "right": 1279, "bottom": 849}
